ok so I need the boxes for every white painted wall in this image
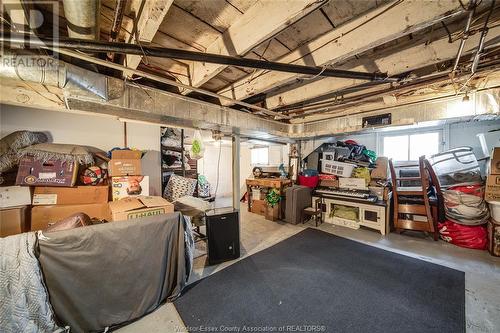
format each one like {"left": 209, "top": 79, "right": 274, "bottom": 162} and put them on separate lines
{"left": 197, "top": 141, "right": 233, "bottom": 197}
{"left": 0, "top": 104, "right": 163, "bottom": 195}
{"left": 448, "top": 120, "right": 500, "bottom": 159}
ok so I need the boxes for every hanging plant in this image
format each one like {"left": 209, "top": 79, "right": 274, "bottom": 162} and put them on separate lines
{"left": 265, "top": 188, "right": 281, "bottom": 208}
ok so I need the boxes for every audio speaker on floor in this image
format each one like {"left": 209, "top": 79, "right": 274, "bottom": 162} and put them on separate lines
{"left": 206, "top": 207, "right": 240, "bottom": 265}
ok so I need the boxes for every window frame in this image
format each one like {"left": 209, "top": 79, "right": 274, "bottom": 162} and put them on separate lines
{"left": 378, "top": 128, "right": 444, "bottom": 163}
{"left": 250, "top": 146, "right": 269, "bottom": 166}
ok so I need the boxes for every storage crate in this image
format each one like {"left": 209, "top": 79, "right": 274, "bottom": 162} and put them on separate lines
{"left": 320, "top": 160, "right": 356, "bottom": 177}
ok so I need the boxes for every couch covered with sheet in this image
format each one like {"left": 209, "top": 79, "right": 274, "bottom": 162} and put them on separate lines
{"left": 37, "top": 212, "right": 194, "bottom": 333}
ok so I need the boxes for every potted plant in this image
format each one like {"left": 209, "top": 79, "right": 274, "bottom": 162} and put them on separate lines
{"left": 265, "top": 188, "right": 281, "bottom": 221}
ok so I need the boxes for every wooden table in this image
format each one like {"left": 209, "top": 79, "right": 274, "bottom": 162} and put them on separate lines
{"left": 246, "top": 178, "right": 292, "bottom": 219}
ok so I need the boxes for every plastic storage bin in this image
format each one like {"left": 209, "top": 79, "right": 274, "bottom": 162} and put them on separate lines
{"left": 320, "top": 160, "right": 356, "bottom": 177}
{"left": 428, "top": 147, "right": 481, "bottom": 187}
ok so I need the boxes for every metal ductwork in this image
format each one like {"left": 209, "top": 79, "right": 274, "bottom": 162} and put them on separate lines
{"left": 0, "top": 53, "right": 114, "bottom": 100}
{"left": 62, "top": 0, "right": 101, "bottom": 40}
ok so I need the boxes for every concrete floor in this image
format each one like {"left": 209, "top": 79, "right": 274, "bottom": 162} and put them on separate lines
{"left": 117, "top": 207, "right": 500, "bottom": 333}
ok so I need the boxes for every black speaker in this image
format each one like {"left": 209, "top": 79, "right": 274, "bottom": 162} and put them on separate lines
{"left": 206, "top": 207, "right": 240, "bottom": 265}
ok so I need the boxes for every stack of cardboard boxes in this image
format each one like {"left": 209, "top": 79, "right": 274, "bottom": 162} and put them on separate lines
{"left": 0, "top": 149, "right": 174, "bottom": 238}
{"left": 485, "top": 147, "right": 500, "bottom": 257}
{"left": 108, "top": 150, "right": 150, "bottom": 201}
{"left": 31, "top": 185, "right": 110, "bottom": 231}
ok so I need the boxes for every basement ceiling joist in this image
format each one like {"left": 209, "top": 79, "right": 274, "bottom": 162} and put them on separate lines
{"left": 187, "top": 0, "right": 327, "bottom": 90}
{"left": 266, "top": 21, "right": 500, "bottom": 111}
{"left": 1, "top": 0, "right": 498, "bottom": 124}
{"left": 216, "top": 0, "right": 467, "bottom": 105}
{"left": 123, "top": 0, "right": 174, "bottom": 71}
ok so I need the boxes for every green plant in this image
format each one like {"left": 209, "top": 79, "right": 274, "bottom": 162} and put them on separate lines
{"left": 265, "top": 188, "right": 281, "bottom": 208}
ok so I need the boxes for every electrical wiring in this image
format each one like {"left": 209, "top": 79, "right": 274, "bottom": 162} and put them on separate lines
{"left": 221, "top": 0, "right": 405, "bottom": 92}
{"left": 213, "top": 139, "right": 222, "bottom": 197}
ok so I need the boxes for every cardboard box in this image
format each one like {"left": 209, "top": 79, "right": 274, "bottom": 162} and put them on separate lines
{"left": 339, "top": 177, "right": 367, "bottom": 190}
{"left": 371, "top": 157, "right": 389, "bottom": 180}
{"left": 0, "top": 205, "right": 31, "bottom": 237}
{"left": 490, "top": 147, "right": 500, "bottom": 175}
{"left": 111, "top": 176, "right": 149, "bottom": 201}
{"left": 319, "top": 179, "right": 339, "bottom": 188}
{"left": 111, "top": 150, "right": 142, "bottom": 159}
{"left": 109, "top": 159, "right": 142, "bottom": 177}
{"left": 33, "top": 185, "right": 109, "bottom": 205}
{"left": 0, "top": 186, "right": 32, "bottom": 208}
{"left": 251, "top": 199, "right": 267, "bottom": 215}
{"left": 485, "top": 174, "right": 500, "bottom": 202}
{"left": 108, "top": 196, "right": 174, "bottom": 221}
{"left": 16, "top": 156, "right": 78, "bottom": 187}
{"left": 108, "top": 150, "right": 143, "bottom": 176}
{"left": 31, "top": 203, "right": 111, "bottom": 231}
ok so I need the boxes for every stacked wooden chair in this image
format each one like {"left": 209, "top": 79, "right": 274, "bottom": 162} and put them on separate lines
{"left": 389, "top": 156, "right": 441, "bottom": 240}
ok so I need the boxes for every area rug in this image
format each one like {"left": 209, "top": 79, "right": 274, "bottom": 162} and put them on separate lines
{"left": 175, "top": 228, "right": 465, "bottom": 333}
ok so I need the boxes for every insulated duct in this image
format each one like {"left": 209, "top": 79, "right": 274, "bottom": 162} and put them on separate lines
{"left": 62, "top": 0, "right": 101, "bottom": 40}
{"left": 0, "top": 53, "right": 112, "bottom": 99}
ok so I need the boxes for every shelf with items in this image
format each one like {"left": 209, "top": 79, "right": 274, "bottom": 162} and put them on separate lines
{"left": 160, "top": 127, "right": 198, "bottom": 196}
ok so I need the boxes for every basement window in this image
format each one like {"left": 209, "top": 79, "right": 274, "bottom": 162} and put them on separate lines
{"left": 383, "top": 131, "right": 441, "bottom": 162}
{"left": 251, "top": 147, "right": 269, "bottom": 165}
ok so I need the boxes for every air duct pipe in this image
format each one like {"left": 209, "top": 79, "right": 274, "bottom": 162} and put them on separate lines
{"left": 62, "top": 0, "right": 101, "bottom": 40}
{"left": 0, "top": 52, "right": 111, "bottom": 99}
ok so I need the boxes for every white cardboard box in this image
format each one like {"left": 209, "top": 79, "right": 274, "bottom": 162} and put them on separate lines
{"left": 0, "top": 186, "right": 31, "bottom": 208}
{"left": 111, "top": 176, "right": 150, "bottom": 201}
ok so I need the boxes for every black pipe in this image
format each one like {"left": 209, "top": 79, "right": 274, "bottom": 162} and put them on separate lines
{"left": 1, "top": 33, "right": 392, "bottom": 82}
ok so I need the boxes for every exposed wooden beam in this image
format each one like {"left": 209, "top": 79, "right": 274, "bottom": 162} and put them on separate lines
{"left": 124, "top": 0, "right": 173, "bottom": 72}
{"left": 187, "top": 0, "right": 327, "bottom": 90}
{"left": 266, "top": 23, "right": 500, "bottom": 109}
{"left": 217, "top": 0, "right": 465, "bottom": 105}
{"left": 291, "top": 70, "right": 500, "bottom": 124}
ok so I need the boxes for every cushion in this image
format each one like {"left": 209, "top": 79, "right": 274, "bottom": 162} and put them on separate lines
{"left": 0, "top": 131, "right": 48, "bottom": 172}
{"left": 17, "top": 143, "right": 100, "bottom": 165}
{"left": 163, "top": 174, "right": 197, "bottom": 202}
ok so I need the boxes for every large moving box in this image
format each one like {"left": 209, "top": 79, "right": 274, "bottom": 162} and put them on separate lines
{"left": 0, "top": 205, "right": 31, "bottom": 237}
{"left": 33, "top": 185, "right": 109, "bottom": 205}
{"left": 109, "top": 196, "right": 174, "bottom": 221}
{"left": 31, "top": 203, "right": 111, "bottom": 231}
{"left": 0, "top": 186, "right": 32, "bottom": 208}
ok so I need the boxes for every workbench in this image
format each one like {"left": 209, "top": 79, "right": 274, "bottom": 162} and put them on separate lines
{"left": 246, "top": 178, "right": 292, "bottom": 219}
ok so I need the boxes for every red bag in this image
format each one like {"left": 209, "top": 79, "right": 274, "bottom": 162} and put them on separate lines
{"left": 448, "top": 183, "right": 484, "bottom": 197}
{"left": 438, "top": 220, "right": 488, "bottom": 250}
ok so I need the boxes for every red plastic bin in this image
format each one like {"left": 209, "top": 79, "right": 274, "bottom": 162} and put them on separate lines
{"left": 298, "top": 175, "right": 319, "bottom": 188}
